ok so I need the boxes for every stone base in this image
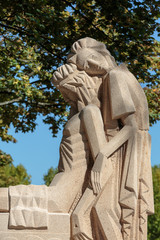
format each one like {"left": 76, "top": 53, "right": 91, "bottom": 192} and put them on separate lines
{"left": 0, "top": 212, "right": 70, "bottom": 240}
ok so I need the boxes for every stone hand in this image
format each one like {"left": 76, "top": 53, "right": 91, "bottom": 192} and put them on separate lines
{"left": 91, "top": 153, "right": 106, "bottom": 195}
{"left": 91, "top": 152, "right": 113, "bottom": 195}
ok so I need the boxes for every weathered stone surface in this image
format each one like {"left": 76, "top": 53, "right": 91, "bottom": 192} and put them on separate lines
{"left": 0, "top": 37, "right": 154, "bottom": 240}
{"left": 0, "top": 213, "right": 70, "bottom": 240}
{"left": 0, "top": 188, "right": 9, "bottom": 212}
{"left": 52, "top": 37, "right": 154, "bottom": 239}
{"left": 9, "top": 185, "right": 48, "bottom": 229}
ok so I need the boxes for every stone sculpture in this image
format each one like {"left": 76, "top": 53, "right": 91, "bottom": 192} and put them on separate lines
{"left": 0, "top": 37, "right": 154, "bottom": 240}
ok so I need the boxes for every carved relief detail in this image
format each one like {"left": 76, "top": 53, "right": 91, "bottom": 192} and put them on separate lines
{"left": 9, "top": 185, "right": 48, "bottom": 229}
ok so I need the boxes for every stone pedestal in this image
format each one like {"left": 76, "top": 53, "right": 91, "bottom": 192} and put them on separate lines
{"left": 0, "top": 212, "right": 70, "bottom": 240}
{"left": 0, "top": 187, "right": 70, "bottom": 240}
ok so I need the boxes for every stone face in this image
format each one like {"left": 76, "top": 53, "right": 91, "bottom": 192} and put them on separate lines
{"left": 0, "top": 37, "right": 154, "bottom": 240}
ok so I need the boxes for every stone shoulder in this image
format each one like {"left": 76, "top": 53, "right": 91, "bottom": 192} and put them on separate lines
{"left": 81, "top": 104, "right": 101, "bottom": 118}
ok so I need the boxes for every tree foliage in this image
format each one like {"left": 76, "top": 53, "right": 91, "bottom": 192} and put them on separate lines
{"left": 0, "top": 150, "right": 31, "bottom": 187}
{"left": 148, "top": 165, "right": 160, "bottom": 240}
{"left": 43, "top": 167, "right": 58, "bottom": 186}
{"left": 0, "top": 0, "right": 159, "bottom": 145}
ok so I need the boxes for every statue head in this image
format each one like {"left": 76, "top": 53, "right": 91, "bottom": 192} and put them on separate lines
{"left": 67, "top": 37, "right": 117, "bottom": 75}
{"left": 52, "top": 38, "right": 116, "bottom": 111}
{"left": 52, "top": 63, "right": 101, "bottom": 111}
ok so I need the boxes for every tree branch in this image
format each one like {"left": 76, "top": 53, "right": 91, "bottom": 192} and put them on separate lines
{"left": 0, "top": 23, "right": 53, "bottom": 54}
{"left": 0, "top": 97, "right": 58, "bottom": 107}
{"left": 63, "top": 0, "right": 112, "bottom": 41}
{"left": 37, "top": 102, "right": 56, "bottom": 106}
{"left": 0, "top": 89, "right": 12, "bottom": 94}
{"left": 0, "top": 97, "right": 22, "bottom": 106}
{"left": 0, "top": 23, "right": 26, "bottom": 35}
{"left": 1, "top": 24, "right": 64, "bottom": 61}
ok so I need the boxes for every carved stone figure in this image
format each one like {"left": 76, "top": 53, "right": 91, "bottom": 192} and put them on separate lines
{"left": 0, "top": 37, "right": 154, "bottom": 240}
{"left": 51, "top": 37, "right": 154, "bottom": 240}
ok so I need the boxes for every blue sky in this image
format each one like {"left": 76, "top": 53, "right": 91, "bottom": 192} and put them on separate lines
{"left": 1, "top": 117, "right": 62, "bottom": 184}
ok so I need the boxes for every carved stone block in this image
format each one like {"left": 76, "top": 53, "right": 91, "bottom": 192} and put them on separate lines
{"left": 0, "top": 212, "right": 70, "bottom": 240}
{"left": 0, "top": 188, "right": 9, "bottom": 212}
{"left": 9, "top": 185, "right": 48, "bottom": 229}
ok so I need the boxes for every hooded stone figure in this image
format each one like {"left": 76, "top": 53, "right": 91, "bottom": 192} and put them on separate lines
{"left": 51, "top": 37, "right": 154, "bottom": 240}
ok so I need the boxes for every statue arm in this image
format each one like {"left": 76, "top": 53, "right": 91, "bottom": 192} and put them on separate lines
{"left": 98, "top": 67, "right": 138, "bottom": 159}
{"left": 82, "top": 104, "right": 108, "bottom": 194}
{"left": 99, "top": 114, "right": 138, "bottom": 158}
{"left": 82, "top": 104, "right": 138, "bottom": 195}
{"left": 81, "top": 104, "right": 107, "bottom": 162}
{"left": 94, "top": 114, "right": 138, "bottom": 195}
